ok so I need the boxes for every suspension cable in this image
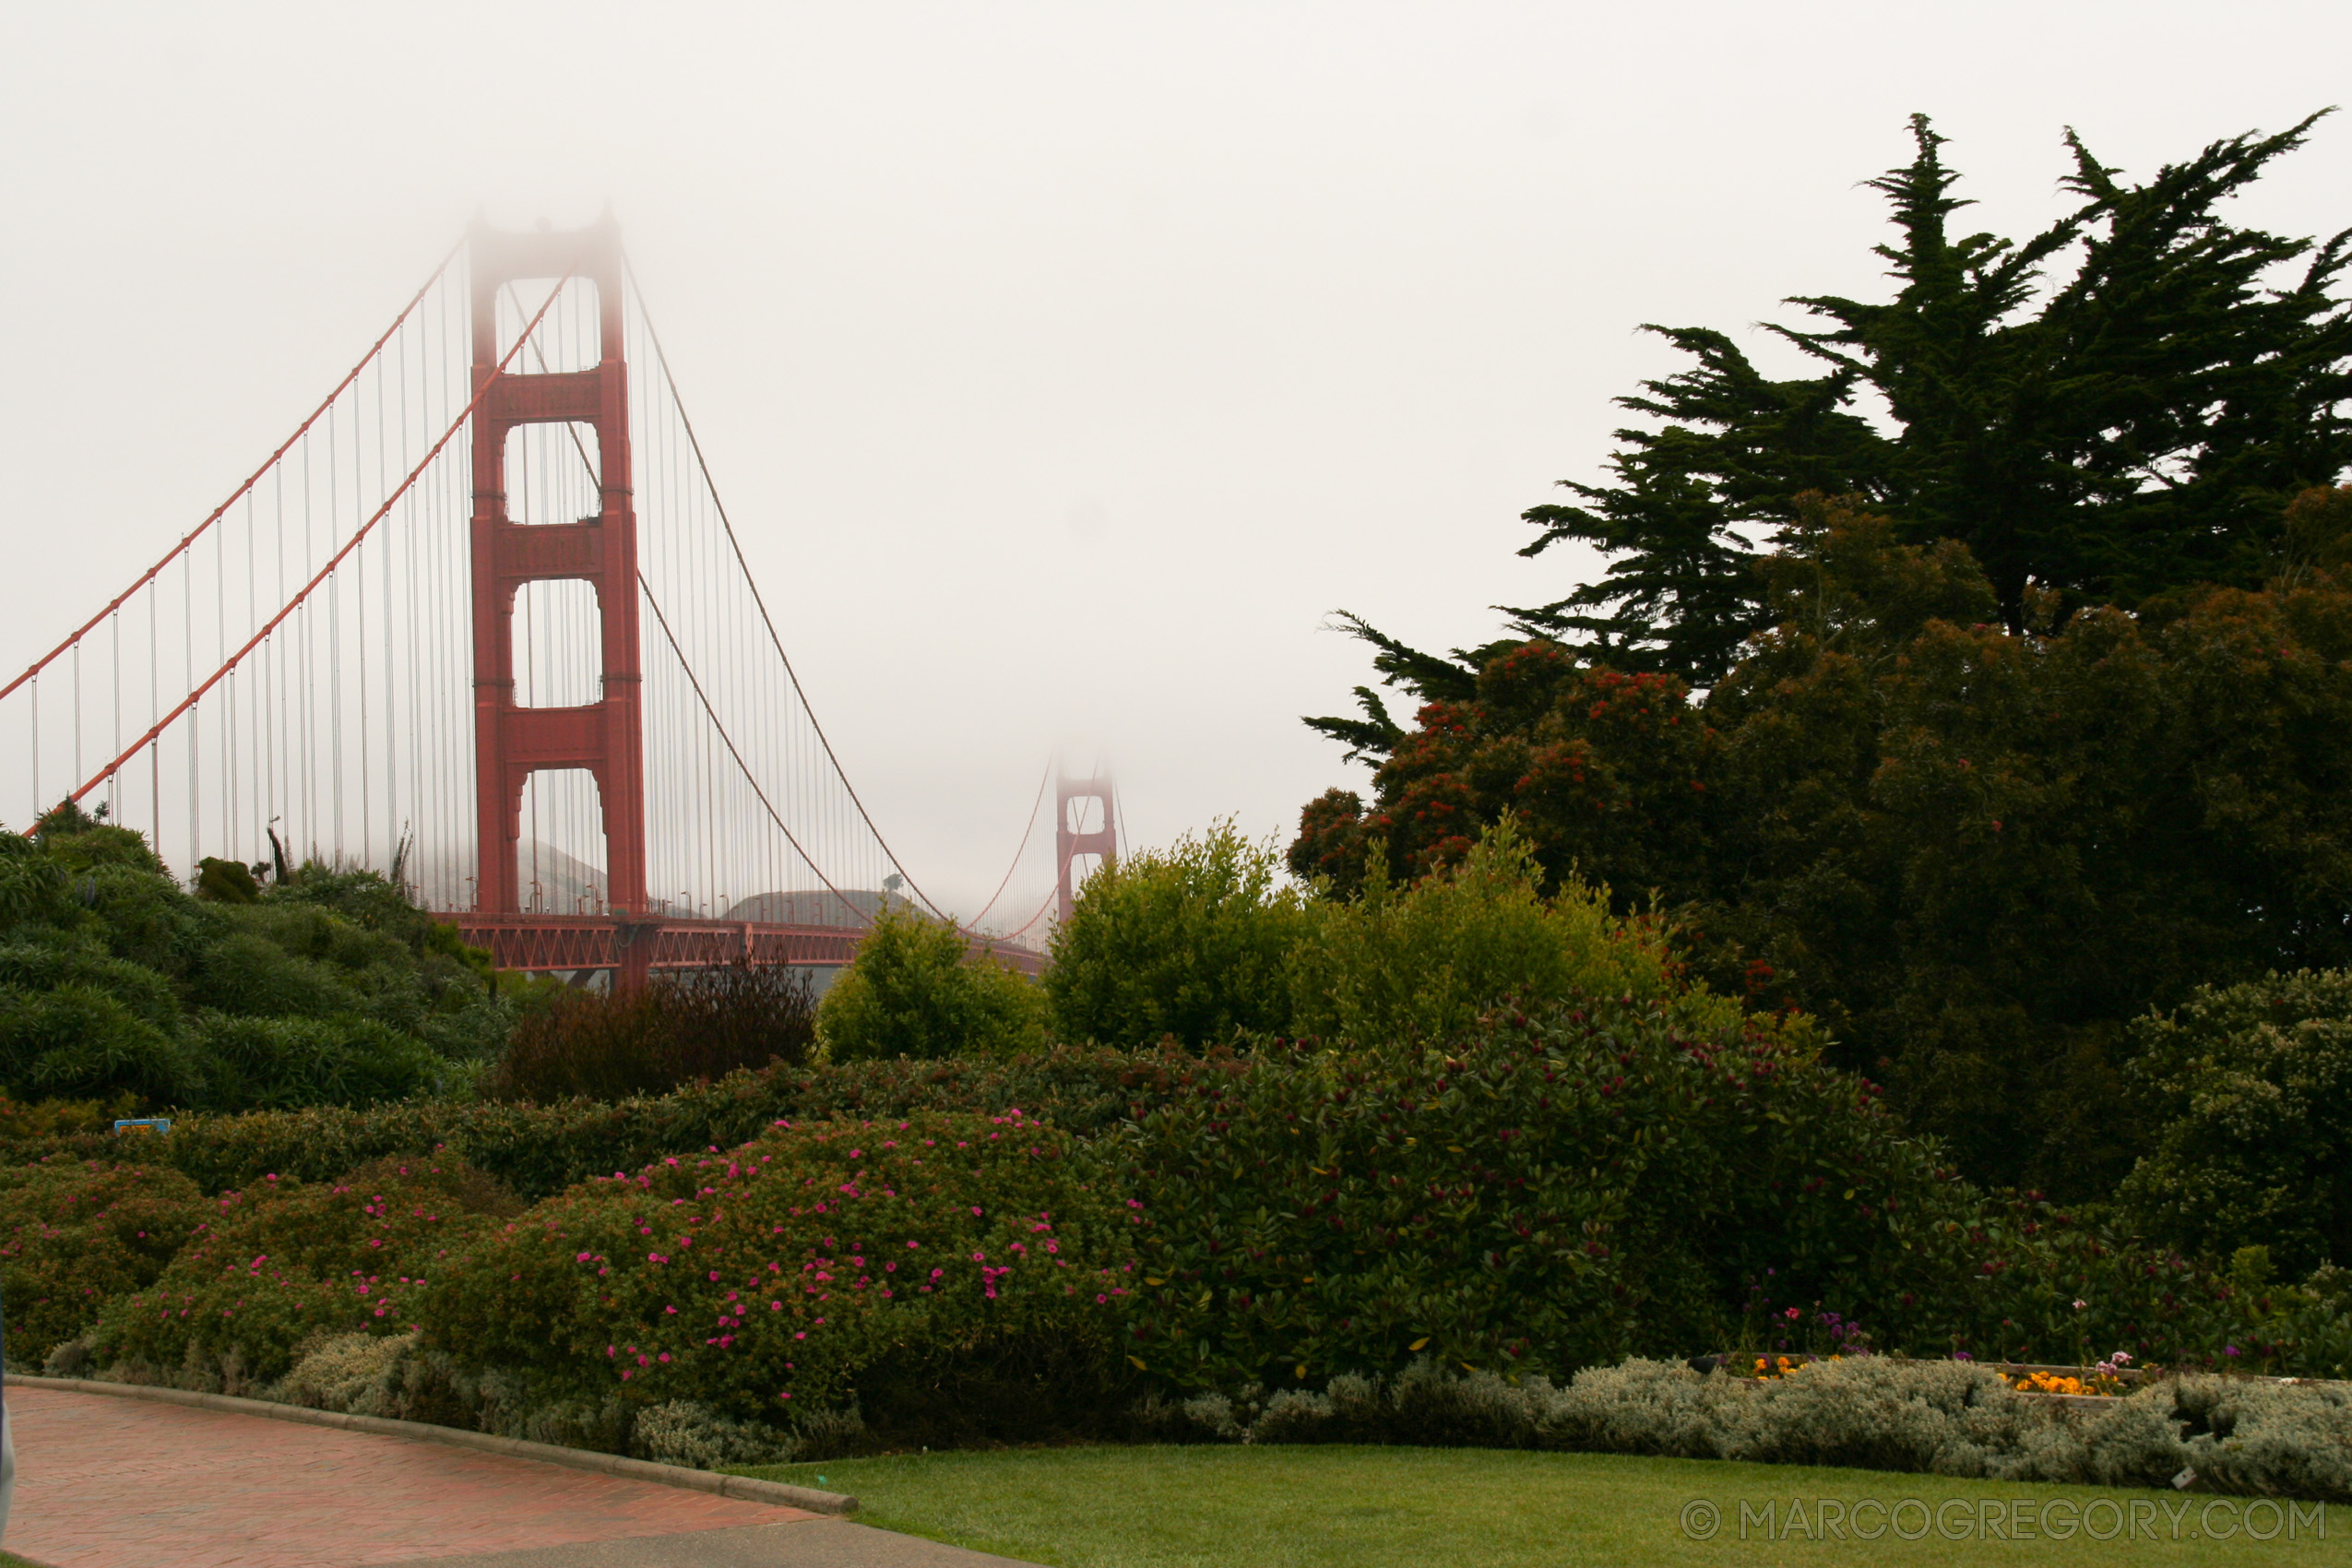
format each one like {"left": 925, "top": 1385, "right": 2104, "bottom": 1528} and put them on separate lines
{"left": 967, "top": 757, "right": 1051, "bottom": 928}
{"left": 0, "top": 241, "right": 462, "bottom": 707}
{"left": 636, "top": 574, "right": 872, "bottom": 925}
{"left": 623, "top": 259, "right": 959, "bottom": 923}
{"left": 57, "top": 264, "right": 578, "bottom": 810}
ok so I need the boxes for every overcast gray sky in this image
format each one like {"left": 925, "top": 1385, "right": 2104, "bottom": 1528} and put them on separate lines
{"left": 5, "top": 2, "right": 2348, "bottom": 912}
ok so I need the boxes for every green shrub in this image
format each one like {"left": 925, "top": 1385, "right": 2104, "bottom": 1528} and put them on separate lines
{"left": 189, "top": 1013, "right": 447, "bottom": 1111}
{"left": 2116, "top": 969, "right": 2352, "bottom": 1276}
{"left": 1, "top": 1046, "right": 1173, "bottom": 1200}
{"left": 1114, "top": 993, "right": 1938, "bottom": 1393}
{"left": 86, "top": 1154, "right": 518, "bottom": 1388}
{"left": 490, "top": 962, "right": 817, "bottom": 1102}
{"left": 0, "top": 827, "right": 73, "bottom": 932}
{"left": 819, "top": 905, "right": 1045, "bottom": 1062}
{"left": 416, "top": 1110, "right": 1138, "bottom": 1446}
{"left": 1114, "top": 986, "right": 2352, "bottom": 1388}
{"left": 0, "top": 978, "right": 203, "bottom": 1105}
{"left": 1046, "top": 822, "right": 1312, "bottom": 1049}
{"left": 1829, "top": 1194, "right": 2352, "bottom": 1378}
{"left": 0, "top": 1156, "right": 206, "bottom": 1361}
{"left": 0, "top": 1090, "right": 148, "bottom": 1140}
{"left": 0, "top": 822, "right": 508, "bottom": 1111}
{"left": 1287, "top": 818, "right": 1697, "bottom": 1046}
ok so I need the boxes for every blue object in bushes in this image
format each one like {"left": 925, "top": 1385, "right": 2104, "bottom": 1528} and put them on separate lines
{"left": 113, "top": 1118, "right": 172, "bottom": 1136}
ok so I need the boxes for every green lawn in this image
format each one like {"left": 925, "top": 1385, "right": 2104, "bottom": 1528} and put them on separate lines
{"left": 738, "top": 1445, "right": 2337, "bottom": 1568}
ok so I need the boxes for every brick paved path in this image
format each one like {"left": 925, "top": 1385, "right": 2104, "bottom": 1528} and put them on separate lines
{"left": 6, "top": 1384, "right": 811, "bottom": 1568}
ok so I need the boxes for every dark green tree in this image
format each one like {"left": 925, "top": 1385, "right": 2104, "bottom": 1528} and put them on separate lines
{"left": 1294, "top": 493, "right": 2352, "bottom": 1196}
{"left": 1511, "top": 113, "right": 2352, "bottom": 684}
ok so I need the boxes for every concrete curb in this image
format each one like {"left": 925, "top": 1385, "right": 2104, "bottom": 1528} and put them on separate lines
{"left": 9, "top": 1374, "right": 858, "bottom": 1516}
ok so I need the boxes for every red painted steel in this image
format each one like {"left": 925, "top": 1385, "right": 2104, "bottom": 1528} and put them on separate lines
{"left": 456, "top": 222, "right": 1056, "bottom": 992}
{"left": 469, "top": 219, "right": 649, "bottom": 985}
{"left": 1055, "top": 771, "right": 1117, "bottom": 926}
{"left": 439, "top": 914, "right": 1045, "bottom": 979}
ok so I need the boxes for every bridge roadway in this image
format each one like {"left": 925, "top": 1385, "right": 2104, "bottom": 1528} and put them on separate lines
{"left": 439, "top": 912, "right": 1046, "bottom": 982}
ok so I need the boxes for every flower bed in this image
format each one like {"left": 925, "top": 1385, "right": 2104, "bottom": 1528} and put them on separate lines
{"left": 414, "top": 1109, "right": 1142, "bottom": 1442}
{"left": 0, "top": 1156, "right": 205, "bottom": 1356}
{"left": 84, "top": 1155, "right": 520, "bottom": 1389}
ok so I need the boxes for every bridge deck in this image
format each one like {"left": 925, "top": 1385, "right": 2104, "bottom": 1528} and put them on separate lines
{"left": 439, "top": 913, "right": 1045, "bottom": 978}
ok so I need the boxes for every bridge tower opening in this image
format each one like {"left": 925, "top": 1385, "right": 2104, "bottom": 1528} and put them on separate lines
{"left": 467, "top": 219, "right": 650, "bottom": 966}
{"left": 1055, "top": 770, "right": 1117, "bottom": 926}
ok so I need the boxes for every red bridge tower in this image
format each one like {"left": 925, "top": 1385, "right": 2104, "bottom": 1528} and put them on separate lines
{"left": 468, "top": 218, "right": 650, "bottom": 974}
{"left": 1055, "top": 769, "right": 1117, "bottom": 925}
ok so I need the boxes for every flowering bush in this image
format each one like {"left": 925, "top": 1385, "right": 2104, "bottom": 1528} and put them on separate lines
{"left": 0, "top": 1156, "right": 203, "bottom": 1360}
{"left": 415, "top": 1110, "right": 1137, "bottom": 1442}
{"left": 86, "top": 1155, "right": 518, "bottom": 1387}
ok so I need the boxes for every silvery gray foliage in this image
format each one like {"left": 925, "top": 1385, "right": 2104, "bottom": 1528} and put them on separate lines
{"left": 634, "top": 1399, "right": 802, "bottom": 1468}
{"left": 267, "top": 1330, "right": 634, "bottom": 1455}
{"left": 1142, "top": 1356, "right": 2352, "bottom": 1501}
{"left": 2170, "top": 1375, "right": 2352, "bottom": 1500}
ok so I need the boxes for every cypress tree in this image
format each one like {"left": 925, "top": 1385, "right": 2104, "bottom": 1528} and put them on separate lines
{"left": 1509, "top": 113, "right": 2352, "bottom": 683}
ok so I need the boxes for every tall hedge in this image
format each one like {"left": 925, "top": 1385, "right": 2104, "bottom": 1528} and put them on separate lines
{"left": 5, "top": 1047, "right": 1179, "bottom": 1200}
{"left": 1117, "top": 996, "right": 1958, "bottom": 1391}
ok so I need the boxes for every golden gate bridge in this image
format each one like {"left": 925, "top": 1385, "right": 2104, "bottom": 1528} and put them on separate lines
{"left": 2, "top": 219, "right": 1122, "bottom": 990}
